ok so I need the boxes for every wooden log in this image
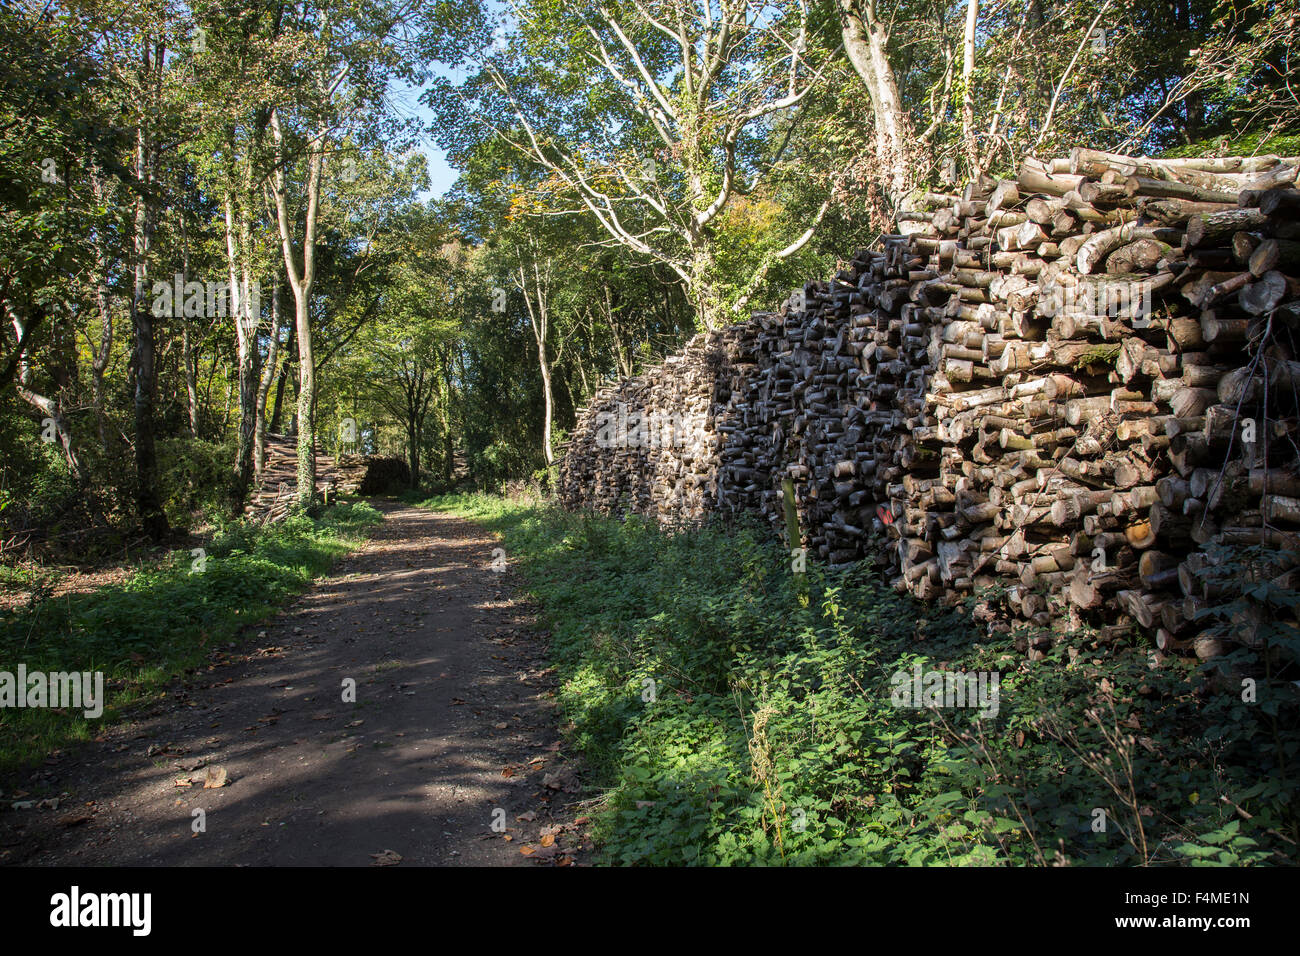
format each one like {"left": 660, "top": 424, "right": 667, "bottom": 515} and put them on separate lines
{"left": 1184, "top": 208, "right": 1270, "bottom": 249}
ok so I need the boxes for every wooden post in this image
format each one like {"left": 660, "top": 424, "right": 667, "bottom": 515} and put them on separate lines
{"left": 782, "top": 479, "right": 801, "bottom": 554}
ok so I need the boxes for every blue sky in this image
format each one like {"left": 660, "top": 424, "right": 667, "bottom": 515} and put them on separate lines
{"left": 392, "top": 2, "right": 509, "bottom": 201}
{"left": 390, "top": 78, "right": 460, "bottom": 200}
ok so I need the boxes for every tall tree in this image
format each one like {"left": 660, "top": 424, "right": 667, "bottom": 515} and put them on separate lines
{"left": 431, "top": 0, "right": 833, "bottom": 330}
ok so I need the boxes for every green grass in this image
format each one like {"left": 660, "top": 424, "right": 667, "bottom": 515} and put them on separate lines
{"left": 0, "top": 500, "right": 383, "bottom": 776}
{"left": 421, "top": 492, "right": 1298, "bottom": 866}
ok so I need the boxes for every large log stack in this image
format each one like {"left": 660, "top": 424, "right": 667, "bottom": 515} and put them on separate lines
{"left": 245, "top": 433, "right": 336, "bottom": 522}
{"left": 558, "top": 149, "right": 1300, "bottom": 657}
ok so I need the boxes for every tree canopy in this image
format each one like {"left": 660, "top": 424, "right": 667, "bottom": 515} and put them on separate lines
{"left": 0, "top": 0, "right": 1293, "bottom": 543}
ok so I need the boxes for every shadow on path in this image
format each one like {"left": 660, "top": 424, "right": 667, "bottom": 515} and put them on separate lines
{"left": 0, "top": 501, "right": 585, "bottom": 867}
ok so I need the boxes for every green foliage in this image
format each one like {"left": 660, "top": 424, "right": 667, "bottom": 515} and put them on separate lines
{"left": 1072, "top": 344, "right": 1121, "bottom": 372}
{"left": 0, "top": 501, "right": 382, "bottom": 775}
{"left": 428, "top": 494, "right": 1298, "bottom": 866}
{"left": 157, "top": 437, "right": 235, "bottom": 531}
{"left": 1160, "top": 130, "right": 1300, "bottom": 159}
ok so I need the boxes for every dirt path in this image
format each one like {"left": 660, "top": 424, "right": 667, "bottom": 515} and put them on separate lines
{"left": 0, "top": 502, "right": 587, "bottom": 867}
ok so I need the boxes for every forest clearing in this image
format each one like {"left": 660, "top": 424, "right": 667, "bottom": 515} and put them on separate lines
{"left": 0, "top": 0, "right": 1296, "bottom": 913}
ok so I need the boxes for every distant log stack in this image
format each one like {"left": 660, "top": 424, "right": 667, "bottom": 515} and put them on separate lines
{"left": 558, "top": 148, "right": 1300, "bottom": 658}
{"left": 335, "top": 454, "right": 411, "bottom": 495}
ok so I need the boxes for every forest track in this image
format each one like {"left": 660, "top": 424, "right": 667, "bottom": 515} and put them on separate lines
{"left": 0, "top": 501, "right": 586, "bottom": 867}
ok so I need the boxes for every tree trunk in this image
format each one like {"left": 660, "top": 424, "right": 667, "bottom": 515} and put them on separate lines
{"left": 838, "top": 0, "right": 915, "bottom": 206}
{"left": 519, "top": 256, "right": 557, "bottom": 465}
{"left": 131, "top": 41, "right": 168, "bottom": 540}
{"left": 407, "top": 416, "right": 420, "bottom": 488}
{"left": 960, "top": 0, "right": 980, "bottom": 175}
{"left": 9, "top": 311, "right": 83, "bottom": 481}
{"left": 92, "top": 262, "right": 115, "bottom": 451}
{"left": 90, "top": 172, "right": 116, "bottom": 452}
{"left": 270, "top": 321, "right": 295, "bottom": 434}
{"left": 254, "top": 281, "right": 283, "bottom": 477}
{"left": 178, "top": 206, "right": 198, "bottom": 440}
{"left": 293, "top": 284, "right": 315, "bottom": 508}
{"left": 225, "top": 194, "right": 260, "bottom": 509}
{"left": 182, "top": 318, "right": 199, "bottom": 438}
{"left": 269, "top": 107, "right": 324, "bottom": 510}
{"left": 539, "top": 344, "right": 555, "bottom": 465}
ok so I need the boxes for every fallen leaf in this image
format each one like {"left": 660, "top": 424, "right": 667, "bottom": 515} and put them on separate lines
{"left": 202, "top": 765, "right": 228, "bottom": 789}
{"left": 370, "top": 849, "right": 403, "bottom": 866}
{"left": 540, "top": 834, "right": 555, "bottom": 847}
{"left": 542, "top": 768, "right": 580, "bottom": 793}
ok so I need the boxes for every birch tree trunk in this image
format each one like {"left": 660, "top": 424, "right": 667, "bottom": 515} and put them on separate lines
{"left": 268, "top": 108, "right": 324, "bottom": 509}
{"left": 519, "top": 258, "right": 556, "bottom": 465}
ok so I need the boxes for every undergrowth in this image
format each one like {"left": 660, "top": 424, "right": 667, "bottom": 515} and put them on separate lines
{"left": 0, "top": 500, "right": 382, "bottom": 775}
{"left": 424, "top": 492, "right": 1297, "bottom": 867}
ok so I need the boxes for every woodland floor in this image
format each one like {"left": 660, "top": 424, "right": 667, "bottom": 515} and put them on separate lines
{"left": 0, "top": 501, "right": 588, "bottom": 866}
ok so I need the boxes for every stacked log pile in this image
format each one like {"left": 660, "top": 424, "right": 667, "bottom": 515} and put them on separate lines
{"left": 557, "top": 333, "right": 737, "bottom": 525}
{"left": 335, "top": 454, "right": 411, "bottom": 495}
{"left": 245, "top": 433, "right": 336, "bottom": 522}
{"left": 558, "top": 148, "right": 1300, "bottom": 657}
{"left": 335, "top": 454, "right": 370, "bottom": 495}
